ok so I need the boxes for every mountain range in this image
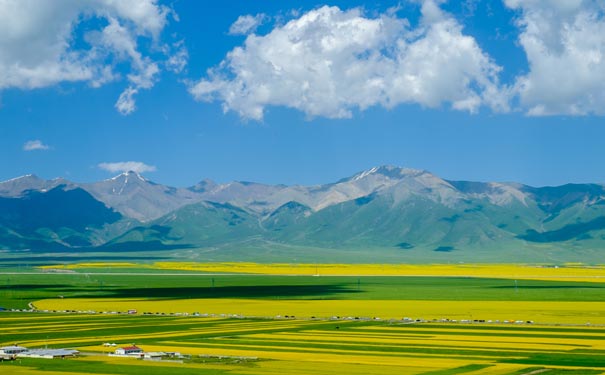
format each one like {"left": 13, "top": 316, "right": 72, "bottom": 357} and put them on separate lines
{"left": 2, "top": 166, "right": 605, "bottom": 263}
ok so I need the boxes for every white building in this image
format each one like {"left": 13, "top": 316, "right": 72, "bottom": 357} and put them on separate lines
{"left": 17, "top": 349, "right": 79, "bottom": 359}
{"left": 0, "top": 346, "right": 28, "bottom": 355}
{"left": 143, "top": 351, "right": 165, "bottom": 360}
{"left": 1, "top": 346, "right": 79, "bottom": 360}
{"left": 114, "top": 345, "right": 143, "bottom": 357}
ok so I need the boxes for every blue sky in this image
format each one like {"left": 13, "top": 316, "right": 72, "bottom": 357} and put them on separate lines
{"left": 1, "top": 0, "right": 605, "bottom": 187}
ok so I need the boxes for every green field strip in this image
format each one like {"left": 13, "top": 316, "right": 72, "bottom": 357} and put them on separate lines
{"left": 7, "top": 274, "right": 605, "bottom": 306}
{"left": 210, "top": 337, "right": 577, "bottom": 359}
{"left": 569, "top": 348, "right": 605, "bottom": 354}
{"left": 167, "top": 337, "right": 532, "bottom": 360}
{"left": 531, "top": 370, "right": 604, "bottom": 374}
{"left": 1, "top": 318, "right": 309, "bottom": 338}
{"left": 0, "top": 358, "right": 234, "bottom": 375}
{"left": 0, "top": 318, "right": 350, "bottom": 349}
{"left": 294, "top": 332, "right": 436, "bottom": 342}
{"left": 502, "top": 367, "right": 548, "bottom": 375}
{"left": 0, "top": 320, "right": 138, "bottom": 331}
{"left": 498, "top": 352, "right": 605, "bottom": 368}
{"left": 224, "top": 334, "right": 585, "bottom": 354}
{"left": 388, "top": 324, "right": 605, "bottom": 335}
{"left": 290, "top": 330, "right": 589, "bottom": 349}
{"left": 419, "top": 364, "right": 494, "bottom": 375}
{"left": 355, "top": 327, "right": 605, "bottom": 342}
{"left": 280, "top": 329, "right": 593, "bottom": 349}
{"left": 156, "top": 339, "right": 498, "bottom": 362}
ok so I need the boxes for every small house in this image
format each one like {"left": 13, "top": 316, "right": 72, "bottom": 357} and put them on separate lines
{"left": 114, "top": 345, "right": 143, "bottom": 356}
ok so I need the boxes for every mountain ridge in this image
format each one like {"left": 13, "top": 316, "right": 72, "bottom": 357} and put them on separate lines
{"left": 2, "top": 166, "right": 605, "bottom": 262}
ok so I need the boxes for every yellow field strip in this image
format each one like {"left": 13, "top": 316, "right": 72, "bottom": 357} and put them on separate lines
{"left": 8, "top": 320, "right": 346, "bottom": 348}
{"left": 113, "top": 355, "right": 442, "bottom": 375}
{"left": 268, "top": 332, "right": 596, "bottom": 351}
{"left": 39, "top": 262, "right": 605, "bottom": 282}
{"left": 105, "top": 343, "right": 491, "bottom": 369}
{"left": 0, "top": 317, "right": 229, "bottom": 334}
{"left": 245, "top": 332, "right": 594, "bottom": 351}
{"left": 357, "top": 325, "right": 605, "bottom": 337}
{"left": 189, "top": 339, "right": 522, "bottom": 360}
{"left": 0, "top": 367, "right": 93, "bottom": 375}
{"left": 34, "top": 298, "right": 605, "bottom": 324}
{"left": 156, "top": 338, "right": 504, "bottom": 360}
{"left": 231, "top": 358, "right": 442, "bottom": 375}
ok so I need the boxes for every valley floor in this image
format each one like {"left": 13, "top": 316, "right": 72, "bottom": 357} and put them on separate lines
{"left": 1, "top": 263, "right": 605, "bottom": 374}
{"left": 1, "top": 314, "right": 605, "bottom": 375}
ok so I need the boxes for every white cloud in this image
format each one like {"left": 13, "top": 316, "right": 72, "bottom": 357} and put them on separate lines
{"left": 190, "top": 3, "right": 505, "bottom": 120}
{"left": 23, "top": 140, "right": 50, "bottom": 151}
{"left": 98, "top": 161, "right": 157, "bottom": 174}
{"left": 229, "top": 14, "right": 268, "bottom": 35}
{"left": 166, "top": 40, "right": 189, "bottom": 73}
{"left": 505, "top": 0, "right": 605, "bottom": 115}
{"left": 115, "top": 86, "right": 138, "bottom": 115}
{"left": 0, "top": 0, "right": 184, "bottom": 115}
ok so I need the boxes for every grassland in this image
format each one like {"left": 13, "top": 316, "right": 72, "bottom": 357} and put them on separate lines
{"left": 2, "top": 263, "right": 605, "bottom": 374}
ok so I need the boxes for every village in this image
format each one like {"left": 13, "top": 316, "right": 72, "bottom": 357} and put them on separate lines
{"left": 0, "top": 344, "right": 182, "bottom": 362}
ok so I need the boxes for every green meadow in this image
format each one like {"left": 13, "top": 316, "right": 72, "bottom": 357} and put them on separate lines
{"left": 3, "top": 272, "right": 605, "bottom": 310}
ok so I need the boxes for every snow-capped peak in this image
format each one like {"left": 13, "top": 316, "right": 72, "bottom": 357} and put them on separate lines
{"left": 349, "top": 165, "right": 426, "bottom": 182}
{"left": 0, "top": 174, "right": 37, "bottom": 184}
{"left": 108, "top": 170, "right": 147, "bottom": 182}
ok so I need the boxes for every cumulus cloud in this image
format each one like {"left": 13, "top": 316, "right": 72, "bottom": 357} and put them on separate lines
{"left": 505, "top": 0, "right": 605, "bottom": 115}
{"left": 98, "top": 161, "right": 157, "bottom": 174}
{"left": 190, "top": 2, "right": 505, "bottom": 120}
{"left": 0, "top": 0, "right": 185, "bottom": 115}
{"left": 229, "top": 14, "right": 268, "bottom": 35}
{"left": 23, "top": 140, "right": 50, "bottom": 151}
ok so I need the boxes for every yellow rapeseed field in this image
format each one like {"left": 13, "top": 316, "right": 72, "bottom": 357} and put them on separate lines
{"left": 39, "top": 262, "right": 605, "bottom": 282}
{"left": 1, "top": 368, "right": 92, "bottom": 375}
{"left": 246, "top": 332, "right": 592, "bottom": 351}
{"left": 33, "top": 298, "right": 605, "bottom": 324}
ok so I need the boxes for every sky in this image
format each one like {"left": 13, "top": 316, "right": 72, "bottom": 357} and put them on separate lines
{"left": 1, "top": 0, "right": 605, "bottom": 188}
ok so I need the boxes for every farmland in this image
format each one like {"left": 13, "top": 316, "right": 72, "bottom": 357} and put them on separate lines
{"left": 40, "top": 262, "right": 605, "bottom": 282}
{"left": 2, "top": 313, "right": 605, "bottom": 374}
{"left": 1, "top": 263, "right": 605, "bottom": 374}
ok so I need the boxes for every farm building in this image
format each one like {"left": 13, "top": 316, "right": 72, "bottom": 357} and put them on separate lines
{"left": 1, "top": 346, "right": 79, "bottom": 360}
{"left": 143, "top": 351, "right": 165, "bottom": 360}
{"left": 113, "top": 345, "right": 144, "bottom": 357}
{"left": 0, "top": 346, "right": 28, "bottom": 355}
{"left": 17, "top": 349, "right": 79, "bottom": 359}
